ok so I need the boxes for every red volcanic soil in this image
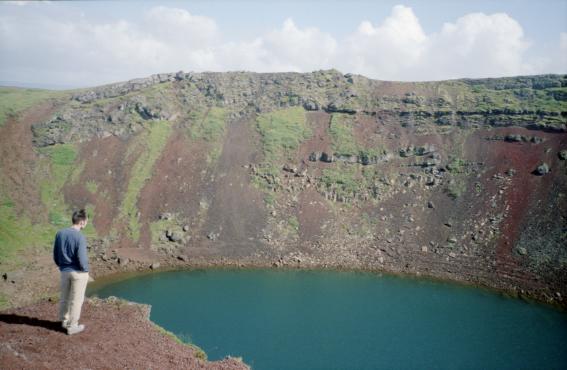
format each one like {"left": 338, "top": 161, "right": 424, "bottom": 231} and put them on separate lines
{"left": 137, "top": 127, "right": 209, "bottom": 249}
{"left": 64, "top": 135, "right": 132, "bottom": 235}
{"left": 466, "top": 127, "right": 566, "bottom": 275}
{"left": 200, "top": 116, "right": 267, "bottom": 255}
{"left": 0, "top": 298, "right": 248, "bottom": 370}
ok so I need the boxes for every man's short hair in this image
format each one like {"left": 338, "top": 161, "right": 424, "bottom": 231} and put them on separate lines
{"left": 72, "top": 209, "right": 88, "bottom": 225}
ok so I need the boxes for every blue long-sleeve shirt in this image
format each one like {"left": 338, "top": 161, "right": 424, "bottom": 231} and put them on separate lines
{"left": 53, "top": 227, "right": 89, "bottom": 272}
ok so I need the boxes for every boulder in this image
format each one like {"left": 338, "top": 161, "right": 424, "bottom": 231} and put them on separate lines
{"left": 535, "top": 163, "right": 550, "bottom": 175}
{"left": 414, "top": 144, "right": 435, "bottom": 156}
{"left": 168, "top": 231, "right": 184, "bottom": 243}
{"left": 159, "top": 212, "right": 172, "bottom": 220}
{"left": 558, "top": 150, "right": 567, "bottom": 160}
{"left": 505, "top": 134, "right": 523, "bottom": 142}
{"left": 150, "top": 262, "right": 160, "bottom": 270}
{"left": 303, "top": 100, "right": 319, "bottom": 111}
{"left": 283, "top": 164, "right": 298, "bottom": 173}
{"left": 320, "top": 152, "right": 334, "bottom": 163}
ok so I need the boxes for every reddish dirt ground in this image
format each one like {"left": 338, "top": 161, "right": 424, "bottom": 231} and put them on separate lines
{"left": 0, "top": 298, "right": 249, "bottom": 370}
{"left": 64, "top": 135, "right": 132, "bottom": 235}
{"left": 466, "top": 127, "right": 566, "bottom": 275}
{"left": 297, "top": 188, "right": 333, "bottom": 243}
{"left": 137, "top": 126, "right": 209, "bottom": 249}
{"left": 294, "top": 112, "right": 335, "bottom": 243}
{"left": 298, "top": 111, "right": 333, "bottom": 168}
{"left": 199, "top": 116, "right": 267, "bottom": 257}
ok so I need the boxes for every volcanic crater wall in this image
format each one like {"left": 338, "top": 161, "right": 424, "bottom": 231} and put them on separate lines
{"left": 1, "top": 70, "right": 566, "bottom": 305}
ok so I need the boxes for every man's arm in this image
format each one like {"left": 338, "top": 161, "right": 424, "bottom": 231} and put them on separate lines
{"left": 77, "top": 235, "right": 90, "bottom": 272}
{"left": 53, "top": 232, "right": 60, "bottom": 267}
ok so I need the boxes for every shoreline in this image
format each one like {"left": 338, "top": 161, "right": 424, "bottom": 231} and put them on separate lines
{"left": 86, "top": 256, "right": 567, "bottom": 312}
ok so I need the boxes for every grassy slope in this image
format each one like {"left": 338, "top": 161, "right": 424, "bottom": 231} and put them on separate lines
{"left": 0, "top": 87, "right": 67, "bottom": 127}
{"left": 0, "top": 144, "right": 95, "bottom": 266}
{"left": 253, "top": 107, "right": 311, "bottom": 192}
{"left": 187, "top": 106, "right": 228, "bottom": 164}
{"left": 256, "top": 106, "right": 312, "bottom": 162}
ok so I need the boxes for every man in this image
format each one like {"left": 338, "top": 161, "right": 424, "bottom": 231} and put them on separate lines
{"left": 53, "top": 209, "right": 90, "bottom": 335}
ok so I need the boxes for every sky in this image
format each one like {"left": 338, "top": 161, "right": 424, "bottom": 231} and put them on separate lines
{"left": 0, "top": 0, "right": 566, "bottom": 88}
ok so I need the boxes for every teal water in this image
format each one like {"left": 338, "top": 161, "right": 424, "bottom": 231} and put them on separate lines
{"left": 89, "top": 269, "right": 567, "bottom": 370}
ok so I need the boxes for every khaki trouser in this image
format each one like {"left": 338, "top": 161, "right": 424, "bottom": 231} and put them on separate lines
{"left": 59, "top": 271, "right": 89, "bottom": 327}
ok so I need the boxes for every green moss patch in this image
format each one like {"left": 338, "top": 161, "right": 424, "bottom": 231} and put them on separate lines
{"left": 256, "top": 107, "right": 311, "bottom": 162}
{"left": 329, "top": 114, "right": 358, "bottom": 156}
{"left": 0, "top": 193, "right": 53, "bottom": 265}
{"left": 188, "top": 107, "right": 228, "bottom": 163}
{"left": 188, "top": 107, "right": 227, "bottom": 142}
{"left": 38, "top": 144, "right": 77, "bottom": 229}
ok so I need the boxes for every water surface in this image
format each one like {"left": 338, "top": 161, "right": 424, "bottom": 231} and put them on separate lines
{"left": 89, "top": 269, "right": 567, "bottom": 370}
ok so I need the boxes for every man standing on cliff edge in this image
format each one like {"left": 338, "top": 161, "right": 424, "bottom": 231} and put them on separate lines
{"left": 53, "top": 209, "right": 90, "bottom": 335}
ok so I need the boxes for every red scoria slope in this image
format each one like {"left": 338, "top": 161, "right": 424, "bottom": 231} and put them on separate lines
{"left": 0, "top": 297, "right": 249, "bottom": 370}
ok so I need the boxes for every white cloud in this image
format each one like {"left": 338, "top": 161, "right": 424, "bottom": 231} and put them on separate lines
{"left": 0, "top": 6, "right": 221, "bottom": 86}
{"left": 424, "top": 12, "right": 533, "bottom": 79}
{"left": 341, "top": 5, "right": 428, "bottom": 79}
{"left": 143, "top": 6, "right": 220, "bottom": 49}
{"left": 260, "top": 18, "right": 337, "bottom": 71}
{"left": 0, "top": 4, "right": 564, "bottom": 87}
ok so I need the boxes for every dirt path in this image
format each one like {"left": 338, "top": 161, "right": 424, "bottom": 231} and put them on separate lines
{"left": 0, "top": 297, "right": 248, "bottom": 370}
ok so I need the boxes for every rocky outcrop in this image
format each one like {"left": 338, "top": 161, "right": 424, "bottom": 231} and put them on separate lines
{"left": 486, "top": 134, "right": 545, "bottom": 143}
{"left": 31, "top": 71, "right": 567, "bottom": 146}
{"left": 72, "top": 72, "right": 186, "bottom": 103}
{"left": 309, "top": 151, "right": 392, "bottom": 165}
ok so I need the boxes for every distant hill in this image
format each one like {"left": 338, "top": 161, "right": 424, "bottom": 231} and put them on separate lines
{"left": 0, "top": 81, "right": 81, "bottom": 90}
